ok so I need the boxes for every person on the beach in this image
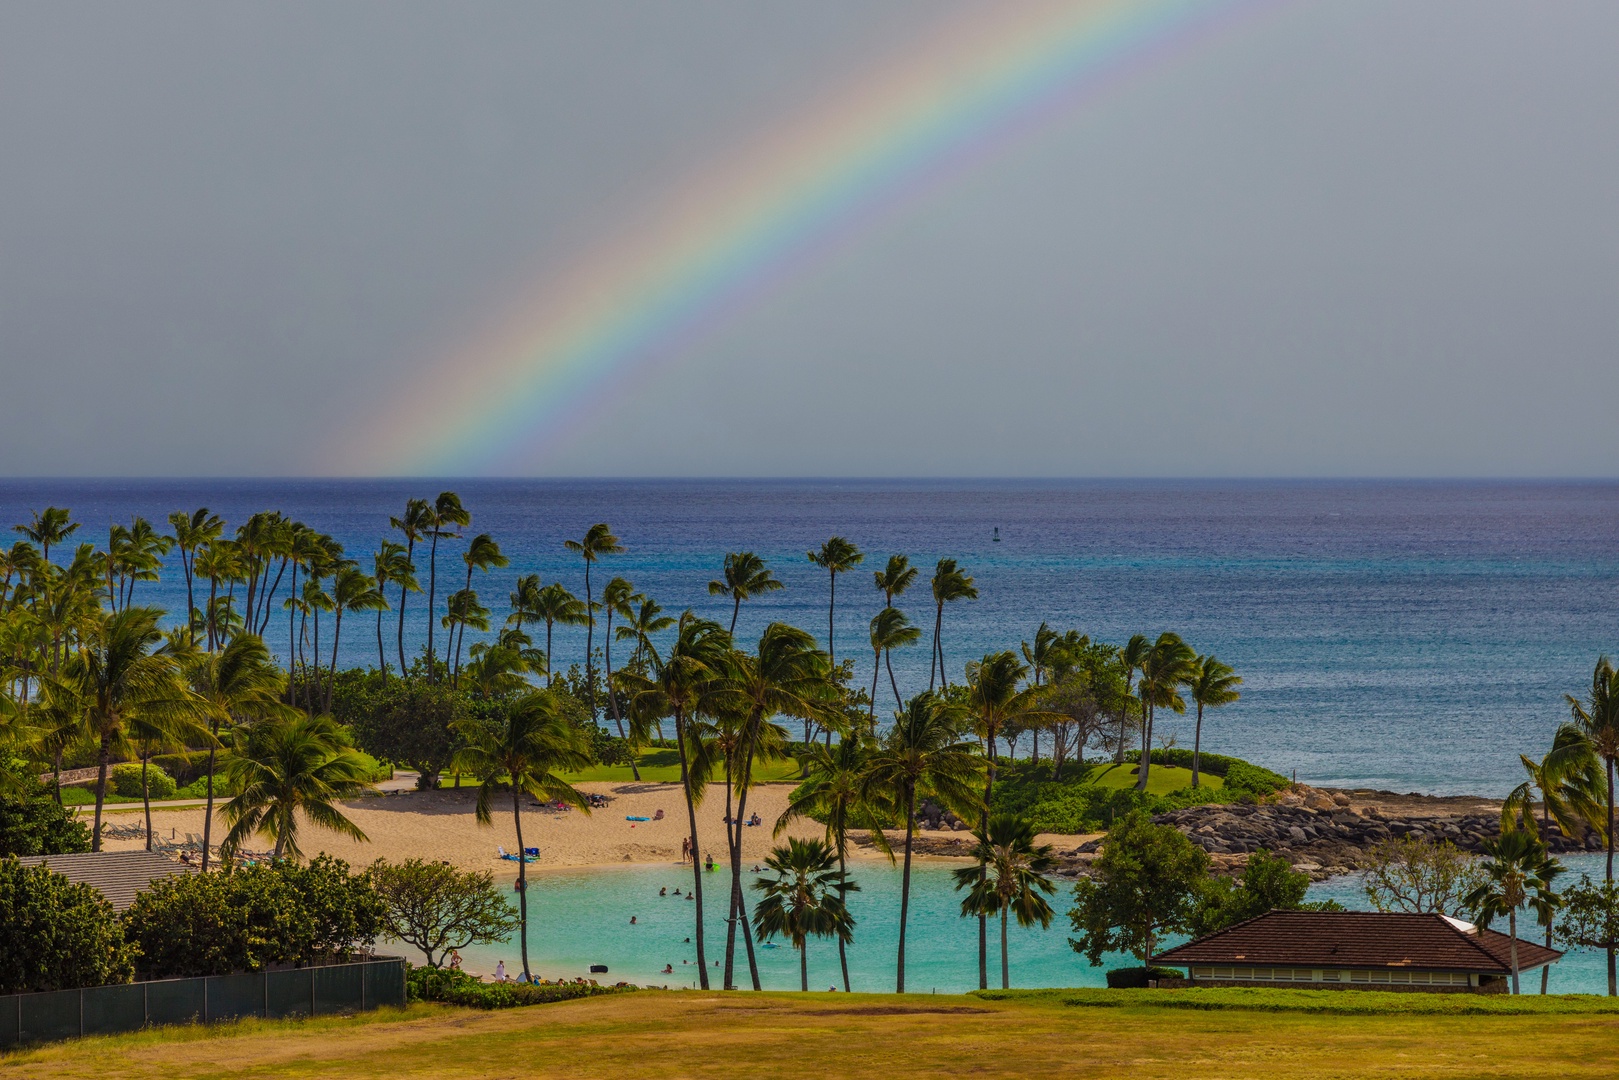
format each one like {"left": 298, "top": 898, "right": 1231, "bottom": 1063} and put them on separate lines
{"left": 704, "top": 853, "right": 715, "bottom": 871}
{"left": 449, "top": 950, "right": 462, "bottom": 971}
{"left": 494, "top": 960, "right": 506, "bottom": 981}
{"left": 681, "top": 837, "right": 690, "bottom": 862}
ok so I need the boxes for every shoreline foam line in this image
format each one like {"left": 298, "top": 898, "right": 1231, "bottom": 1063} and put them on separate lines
{"left": 343, "top": 0, "right": 1271, "bottom": 475}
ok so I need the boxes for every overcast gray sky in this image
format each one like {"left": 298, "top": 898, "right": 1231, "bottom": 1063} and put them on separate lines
{"left": 1, "top": 1, "right": 1614, "bottom": 477}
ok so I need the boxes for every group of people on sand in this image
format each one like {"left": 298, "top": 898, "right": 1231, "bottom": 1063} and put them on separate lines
{"left": 721, "top": 811, "right": 763, "bottom": 827}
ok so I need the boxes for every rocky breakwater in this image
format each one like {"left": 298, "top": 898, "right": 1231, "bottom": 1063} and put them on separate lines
{"left": 1068, "top": 786, "right": 1601, "bottom": 881}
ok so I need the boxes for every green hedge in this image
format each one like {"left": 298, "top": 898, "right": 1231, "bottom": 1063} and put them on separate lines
{"left": 111, "top": 762, "right": 177, "bottom": 800}
{"left": 407, "top": 965, "right": 633, "bottom": 1009}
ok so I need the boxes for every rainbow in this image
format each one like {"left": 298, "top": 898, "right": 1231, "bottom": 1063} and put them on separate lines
{"left": 343, "top": 0, "right": 1269, "bottom": 474}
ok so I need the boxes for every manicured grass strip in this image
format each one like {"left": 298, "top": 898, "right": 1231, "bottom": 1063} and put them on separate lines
{"left": 561, "top": 749, "right": 799, "bottom": 784}
{"left": 1083, "top": 762, "right": 1222, "bottom": 795}
{"left": 977, "top": 986, "right": 1619, "bottom": 1015}
{"left": 9, "top": 988, "right": 1619, "bottom": 1080}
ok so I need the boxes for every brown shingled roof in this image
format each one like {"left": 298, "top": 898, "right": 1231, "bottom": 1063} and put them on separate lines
{"left": 1154, "top": 911, "right": 1562, "bottom": 974}
{"left": 16, "top": 850, "right": 196, "bottom": 912}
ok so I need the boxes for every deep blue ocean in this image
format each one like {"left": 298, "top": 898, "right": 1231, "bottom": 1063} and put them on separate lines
{"left": 3, "top": 478, "right": 1616, "bottom": 796}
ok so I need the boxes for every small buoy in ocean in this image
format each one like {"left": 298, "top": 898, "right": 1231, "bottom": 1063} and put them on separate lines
{"left": 992, "top": 527, "right": 1001, "bottom": 542}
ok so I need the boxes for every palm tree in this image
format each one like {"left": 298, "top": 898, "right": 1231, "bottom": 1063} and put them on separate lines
{"left": 778, "top": 735, "right": 874, "bottom": 991}
{"left": 443, "top": 590, "right": 492, "bottom": 686}
{"left": 860, "top": 692, "right": 984, "bottom": 992}
{"left": 1463, "top": 831, "right": 1563, "bottom": 995}
{"left": 621, "top": 613, "right": 731, "bottom": 988}
{"left": 751, "top": 838, "right": 855, "bottom": 991}
{"left": 186, "top": 633, "right": 289, "bottom": 869}
{"left": 1135, "top": 633, "right": 1196, "bottom": 792}
{"left": 564, "top": 523, "right": 623, "bottom": 717}
{"left": 1501, "top": 734, "right": 1592, "bottom": 998}
{"left": 507, "top": 574, "right": 544, "bottom": 636}
{"left": 14, "top": 506, "right": 79, "bottom": 565}
{"left": 927, "top": 559, "right": 977, "bottom": 691}
{"left": 423, "top": 492, "right": 471, "bottom": 676}
{"left": 453, "top": 534, "right": 507, "bottom": 664}
{"left": 1114, "top": 634, "right": 1151, "bottom": 764}
{"left": 1186, "top": 655, "right": 1242, "bottom": 788}
{"left": 390, "top": 498, "right": 432, "bottom": 673}
{"left": 193, "top": 539, "right": 242, "bottom": 652}
{"left": 599, "top": 577, "right": 639, "bottom": 750}
{"left": 452, "top": 690, "right": 592, "bottom": 982}
{"left": 531, "top": 583, "right": 589, "bottom": 686}
{"left": 1016, "top": 621, "right": 1055, "bottom": 764}
{"left": 167, "top": 509, "right": 224, "bottom": 645}
{"left": 963, "top": 649, "right": 1054, "bottom": 988}
{"left": 127, "top": 691, "right": 213, "bottom": 852}
{"left": 722, "top": 623, "right": 831, "bottom": 989}
{"left": 47, "top": 607, "right": 199, "bottom": 851}
{"left": 952, "top": 815, "right": 1056, "bottom": 989}
{"left": 873, "top": 554, "right": 919, "bottom": 608}
{"left": 708, "top": 552, "right": 783, "bottom": 636}
{"left": 616, "top": 594, "right": 675, "bottom": 674}
{"left": 867, "top": 607, "right": 921, "bottom": 722}
{"left": 220, "top": 712, "right": 371, "bottom": 861}
{"left": 806, "top": 536, "right": 863, "bottom": 675}
{"left": 326, "top": 568, "right": 387, "bottom": 711}
{"left": 371, "top": 542, "right": 413, "bottom": 679}
{"left": 1567, "top": 655, "right": 1619, "bottom": 993}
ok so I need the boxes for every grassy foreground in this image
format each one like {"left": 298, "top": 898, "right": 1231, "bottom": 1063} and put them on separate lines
{"left": 7, "top": 988, "right": 1619, "bottom": 1079}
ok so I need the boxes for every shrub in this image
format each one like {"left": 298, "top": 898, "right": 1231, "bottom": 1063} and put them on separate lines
{"left": 369, "top": 858, "right": 521, "bottom": 968}
{"left": 0, "top": 766, "right": 91, "bottom": 856}
{"left": 111, "top": 762, "right": 177, "bottom": 800}
{"left": 124, "top": 856, "right": 382, "bottom": 978}
{"left": 407, "top": 965, "right": 632, "bottom": 1008}
{"left": 0, "top": 857, "right": 135, "bottom": 993}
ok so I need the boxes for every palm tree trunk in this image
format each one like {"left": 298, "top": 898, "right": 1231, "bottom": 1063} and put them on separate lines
{"left": 396, "top": 568, "right": 410, "bottom": 675}
{"left": 929, "top": 602, "right": 941, "bottom": 691}
{"left": 1136, "top": 701, "right": 1154, "bottom": 792}
{"left": 800, "top": 942, "right": 808, "bottom": 992}
{"left": 869, "top": 650, "right": 880, "bottom": 730}
{"left": 836, "top": 853, "right": 852, "bottom": 992}
{"left": 181, "top": 548, "right": 197, "bottom": 647}
{"left": 1609, "top": 756, "right": 1616, "bottom": 995}
{"left": 723, "top": 768, "right": 738, "bottom": 989}
{"left": 513, "top": 792, "right": 531, "bottom": 981}
{"left": 582, "top": 561, "right": 595, "bottom": 718}
{"left": 729, "top": 596, "right": 740, "bottom": 636}
{"left": 1191, "top": 703, "right": 1204, "bottom": 788}
{"left": 142, "top": 752, "right": 154, "bottom": 852}
{"left": 1542, "top": 918, "right": 1555, "bottom": 994}
{"left": 425, "top": 531, "right": 440, "bottom": 675}
{"left": 827, "top": 570, "right": 836, "bottom": 670}
{"left": 376, "top": 608, "right": 388, "bottom": 681}
{"left": 733, "top": 766, "right": 762, "bottom": 990}
{"left": 896, "top": 788, "right": 916, "bottom": 994}
{"left": 674, "top": 711, "right": 709, "bottom": 989}
{"left": 91, "top": 738, "right": 110, "bottom": 853}
{"left": 201, "top": 728, "right": 219, "bottom": 871}
{"left": 325, "top": 609, "right": 344, "bottom": 714}
{"left": 886, "top": 649, "right": 902, "bottom": 710}
{"left": 545, "top": 620, "right": 555, "bottom": 686}
{"left": 1509, "top": 909, "right": 1520, "bottom": 995}
{"left": 1001, "top": 909, "right": 1010, "bottom": 990}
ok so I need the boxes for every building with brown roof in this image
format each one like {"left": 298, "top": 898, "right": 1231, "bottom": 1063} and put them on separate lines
{"left": 1152, "top": 910, "right": 1561, "bottom": 993}
{"left": 15, "top": 850, "right": 195, "bottom": 912}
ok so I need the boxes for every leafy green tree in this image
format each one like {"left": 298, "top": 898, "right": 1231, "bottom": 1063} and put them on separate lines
{"left": 928, "top": 558, "right": 977, "bottom": 692}
{"left": 345, "top": 675, "right": 465, "bottom": 786}
{"left": 708, "top": 551, "right": 783, "bottom": 636}
{"left": 220, "top": 713, "right": 372, "bottom": 860}
{"left": 124, "top": 857, "right": 381, "bottom": 977}
{"left": 1558, "top": 874, "right": 1619, "bottom": 996}
{"left": 860, "top": 692, "right": 983, "bottom": 992}
{"left": 368, "top": 857, "right": 521, "bottom": 968}
{"left": 565, "top": 523, "right": 623, "bottom": 716}
{"left": 1185, "top": 655, "right": 1241, "bottom": 788}
{"left": 751, "top": 837, "right": 855, "bottom": 992}
{"left": 1464, "top": 832, "right": 1563, "bottom": 994}
{"left": 1360, "top": 836, "right": 1485, "bottom": 916}
{"left": 1068, "top": 810, "right": 1209, "bottom": 967}
{"left": 952, "top": 814, "right": 1056, "bottom": 989}
{"left": 777, "top": 735, "right": 873, "bottom": 991}
{"left": 1190, "top": 849, "right": 1340, "bottom": 937}
{"left": 452, "top": 689, "right": 592, "bottom": 982}
{"left": 0, "top": 765, "right": 90, "bottom": 856}
{"left": 0, "top": 858, "right": 134, "bottom": 993}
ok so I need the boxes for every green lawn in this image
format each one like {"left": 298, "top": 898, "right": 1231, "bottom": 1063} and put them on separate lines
{"left": 560, "top": 748, "right": 801, "bottom": 784}
{"left": 1081, "top": 761, "right": 1222, "bottom": 795}
{"left": 9, "top": 987, "right": 1619, "bottom": 1079}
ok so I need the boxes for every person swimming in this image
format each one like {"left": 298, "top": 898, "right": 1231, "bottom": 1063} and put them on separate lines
{"left": 659, "top": 887, "right": 667, "bottom": 896}
{"left": 630, "top": 916, "right": 638, "bottom": 924}
{"left": 662, "top": 964, "right": 674, "bottom": 974}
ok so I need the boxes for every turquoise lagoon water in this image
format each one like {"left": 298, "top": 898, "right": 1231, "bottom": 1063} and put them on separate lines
{"left": 447, "top": 855, "right": 1618, "bottom": 995}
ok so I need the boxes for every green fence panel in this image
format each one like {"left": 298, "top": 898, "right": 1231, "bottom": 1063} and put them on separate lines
{"left": 206, "top": 972, "right": 265, "bottom": 1021}
{"left": 1, "top": 993, "right": 19, "bottom": 1048}
{"left": 80, "top": 984, "right": 145, "bottom": 1036}
{"left": 145, "top": 976, "right": 206, "bottom": 1027}
{"left": 266, "top": 968, "right": 314, "bottom": 1019}
{"left": 365, "top": 960, "right": 406, "bottom": 1008}
{"left": 18, "top": 989, "right": 81, "bottom": 1044}
{"left": 314, "top": 962, "right": 364, "bottom": 1015}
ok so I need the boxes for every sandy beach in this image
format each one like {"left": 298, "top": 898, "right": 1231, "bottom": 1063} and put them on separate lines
{"left": 91, "top": 780, "right": 1026, "bottom": 874}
